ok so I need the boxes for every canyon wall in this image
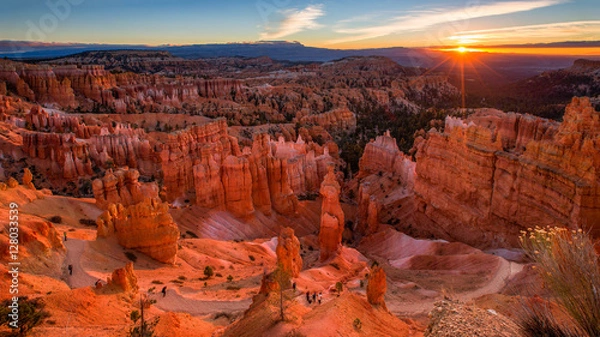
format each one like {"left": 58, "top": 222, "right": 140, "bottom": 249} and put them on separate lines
{"left": 414, "top": 97, "right": 600, "bottom": 247}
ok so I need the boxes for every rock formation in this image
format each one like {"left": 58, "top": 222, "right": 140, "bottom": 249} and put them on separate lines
{"left": 353, "top": 131, "right": 415, "bottom": 237}
{"left": 96, "top": 198, "right": 179, "bottom": 263}
{"left": 222, "top": 156, "right": 254, "bottom": 217}
{"left": 357, "top": 130, "right": 415, "bottom": 186}
{"left": 275, "top": 227, "right": 302, "bottom": 278}
{"left": 414, "top": 97, "right": 600, "bottom": 247}
{"left": 366, "top": 264, "right": 387, "bottom": 309}
{"left": 93, "top": 168, "right": 158, "bottom": 210}
{"left": 300, "top": 108, "right": 356, "bottom": 131}
{"left": 22, "top": 168, "right": 35, "bottom": 190}
{"left": 105, "top": 262, "right": 138, "bottom": 293}
{"left": 7, "top": 177, "right": 18, "bottom": 188}
{"left": 319, "top": 165, "right": 345, "bottom": 261}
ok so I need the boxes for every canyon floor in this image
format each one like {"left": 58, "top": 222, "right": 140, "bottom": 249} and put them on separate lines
{"left": 1, "top": 186, "right": 528, "bottom": 337}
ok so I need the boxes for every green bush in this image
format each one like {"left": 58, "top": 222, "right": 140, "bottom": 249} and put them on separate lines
{"left": 0, "top": 296, "right": 50, "bottom": 336}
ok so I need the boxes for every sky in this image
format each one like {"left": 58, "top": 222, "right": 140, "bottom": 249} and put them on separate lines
{"left": 1, "top": 0, "right": 599, "bottom": 50}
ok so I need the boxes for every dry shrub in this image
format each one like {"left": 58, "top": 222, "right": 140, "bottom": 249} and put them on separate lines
{"left": 518, "top": 227, "right": 600, "bottom": 337}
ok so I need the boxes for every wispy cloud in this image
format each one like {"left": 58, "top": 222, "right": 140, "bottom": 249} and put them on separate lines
{"left": 260, "top": 4, "right": 325, "bottom": 40}
{"left": 448, "top": 20, "right": 600, "bottom": 45}
{"left": 330, "top": 0, "right": 567, "bottom": 44}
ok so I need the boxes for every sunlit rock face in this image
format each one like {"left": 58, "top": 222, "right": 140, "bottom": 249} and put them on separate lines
{"left": 276, "top": 227, "right": 302, "bottom": 278}
{"left": 367, "top": 264, "right": 387, "bottom": 309}
{"left": 96, "top": 198, "right": 180, "bottom": 264}
{"left": 319, "top": 165, "right": 344, "bottom": 262}
{"left": 93, "top": 168, "right": 158, "bottom": 210}
{"left": 414, "top": 97, "right": 600, "bottom": 247}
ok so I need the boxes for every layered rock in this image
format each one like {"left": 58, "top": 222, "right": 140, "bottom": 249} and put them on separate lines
{"left": 161, "top": 119, "right": 238, "bottom": 201}
{"left": 414, "top": 97, "right": 600, "bottom": 247}
{"left": 21, "top": 131, "right": 94, "bottom": 180}
{"left": 300, "top": 108, "right": 356, "bottom": 131}
{"left": 357, "top": 130, "right": 415, "bottom": 187}
{"left": 354, "top": 131, "right": 415, "bottom": 236}
{"left": 222, "top": 155, "right": 254, "bottom": 217}
{"left": 275, "top": 227, "right": 302, "bottom": 278}
{"left": 96, "top": 198, "right": 179, "bottom": 263}
{"left": 366, "top": 264, "right": 387, "bottom": 309}
{"left": 319, "top": 165, "right": 345, "bottom": 261}
{"left": 92, "top": 168, "right": 159, "bottom": 210}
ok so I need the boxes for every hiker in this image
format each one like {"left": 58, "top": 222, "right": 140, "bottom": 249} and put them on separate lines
{"left": 292, "top": 282, "right": 296, "bottom": 292}
{"left": 312, "top": 292, "right": 316, "bottom": 303}
{"left": 161, "top": 286, "right": 167, "bottom": 297}
{"left": 68, "top": 264, "right": 73, "bottom": 275}
{"left": 63, "top": 232, "right": 67, "bottom": 241}
{"left": 318, "top": 292, "right": 322, "bottom": 304}
{"left": 306, "top": 291, "right": 311, "bottom": 304}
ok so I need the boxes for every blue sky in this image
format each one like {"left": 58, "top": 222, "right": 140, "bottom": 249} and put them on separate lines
{"left": 1, "top": 0, "right": 599, "bottom": 48}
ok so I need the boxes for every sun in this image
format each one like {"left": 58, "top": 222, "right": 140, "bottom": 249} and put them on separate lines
{"left": 457, "top": 46, "right": 467, "bottom": 53}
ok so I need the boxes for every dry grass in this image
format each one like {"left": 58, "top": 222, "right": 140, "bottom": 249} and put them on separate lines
{"left": 518, "top": 227, "right": 600, "bottom": 337}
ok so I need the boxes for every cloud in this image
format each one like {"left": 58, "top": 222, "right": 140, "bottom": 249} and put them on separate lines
{"left": 260, "top": 4, "right": 325, "bottom": 40}
{"left": 447, "top": 21, "right": 600, "bottom": 45}
{"left": 330, "top": 0, "right": 568, "bottom": 44}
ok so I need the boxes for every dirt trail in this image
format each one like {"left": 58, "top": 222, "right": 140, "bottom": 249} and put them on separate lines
{"left": 388, "top": 258, "right": 522, "bottom": 316}
{"left": 153, "top": 288, "right": 252, "bottom": 316}
{"left": 64, "top": 239, "right": 98, "bottom": 289}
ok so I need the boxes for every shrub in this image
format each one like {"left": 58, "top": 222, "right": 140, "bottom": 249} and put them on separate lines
{"left": 79, "top": 218, "right": 97, "bottom": 226}
{"left": 215, "top": 273, "right": 223, "bottom": 278}
{"left": 177, "top": 276, "right": 186, "bottom": 281}
{"left": 353, "top": 318, "right": 362, "bottom": 331}
{"left": 185, "top": 230, "right": 199, "bottom": 239}
{"left": 518, "top": 227, "right": 600, "bottom": 337}
{"left": 248, "top": 255, "right": 256, "bottom": 261}
{"left": 125, "top": 251, "right": 138, "bottom": 263}
{"left": 48, "top": 215, "right": 62, "bottom": 223}
{"left": 227, "top": 275, "right": 233, "bottom": 282}
{"left": 151, "top": 280, "right": 163, "bottom": 284}
{"left": 204, "top": 266, "right": 214, "bottom": 279}
{"left": 226, "top": 285, "right": 241, "bottom": 291}
{"left": 0, "top": 296, "right": 50, "bottom": 336}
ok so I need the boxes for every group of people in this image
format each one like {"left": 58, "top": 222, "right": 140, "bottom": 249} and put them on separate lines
{"left": 305, "top": 291, "right": 322, "bottom": 305}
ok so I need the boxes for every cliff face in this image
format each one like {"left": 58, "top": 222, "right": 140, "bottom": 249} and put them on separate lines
{"left": 96, "top": 198, "right": 180, "bottom": 264}
{"left": 319, "top": 165, "right": 345, "bottom": 262}
{"left": 414, "top": 97, "right": 600, "bottom": 247}
{"left": 354, "top": 131, "right": 415, "bottom": 237}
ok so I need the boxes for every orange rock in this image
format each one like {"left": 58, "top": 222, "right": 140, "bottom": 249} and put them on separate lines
{"left": 319, "top": 165, "right": 345, "bottom": 261}
{"left": 97, "top": 198, "right": 179, "bottom": 264}
{"left": 7, "top": 177, "right": 18, "bottom": 188}
{"left": 367, "top": 264, "right": 387, "bottom": 309}
{"left": 222, "top": 155, "right": 254, "bottom": 217}
{"left": 276, "top": 227, "right": 302, "bottom": 278}
{"left": 93, "top": 168, "right": 158, "bottom": 210}
{"left": 300, "top": 108, "right": 356, "bottom": 131}
{"left": 414, "top": 97, "right": 600, "bottom": 247}
{"left": 106, "top": 262, "right": 138, "bottom": 293}
{"left": 257, "top": 272, "right": 279, "bottom": 295}
{"left": 22, "top": 168, "right": 35, "bottom": 190}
